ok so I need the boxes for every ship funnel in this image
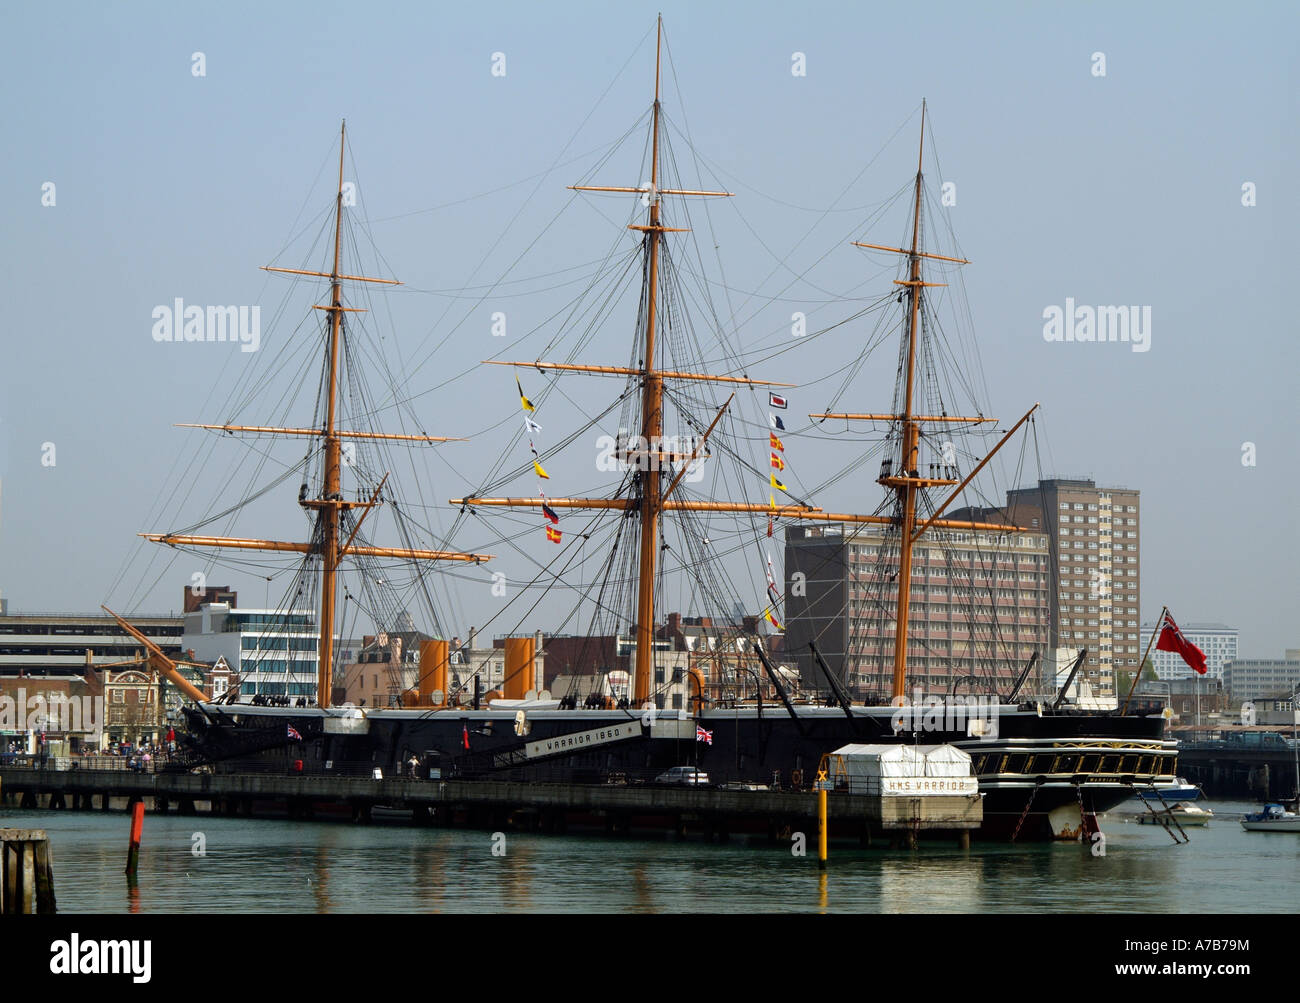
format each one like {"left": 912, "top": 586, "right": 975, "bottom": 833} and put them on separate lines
{"left": 419, "top": 639, "right": 449, "bottom": 706}
{"left": 503, "top": 636, "right": 536, "bottom": 701}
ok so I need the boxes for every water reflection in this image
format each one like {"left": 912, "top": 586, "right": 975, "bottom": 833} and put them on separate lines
{"left": 312, "top": 839, "right": 332, "bottom": 913}
{"left": 505, "top": 838, "right": 533, "bottom": 913}
{"left": 631, "top": 861, "right": 654, "bottom": 913}
{"left": 0, "top": 801, "right": 1291, "bottom": 914}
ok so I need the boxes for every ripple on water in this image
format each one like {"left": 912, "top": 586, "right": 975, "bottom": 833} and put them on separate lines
{"left": 2, "top": 803, "right": 1294, "bottom": 913}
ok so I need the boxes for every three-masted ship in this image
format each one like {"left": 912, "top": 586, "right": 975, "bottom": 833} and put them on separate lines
{"left": 113, "top": 19, "right": 1176, "bottom": 840}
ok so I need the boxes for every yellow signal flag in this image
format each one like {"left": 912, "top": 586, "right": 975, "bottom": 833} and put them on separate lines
{"left": 533, "top": 460, "right": 550, "bottom": 479}
{"left": 517, "top": 376, "right": 535, "bottom": 413}
{"left": 770, "top": 473, "right": 787, "bottom": 491}
{"left": 769, "top": 493, "right": 776, "bottom": 509}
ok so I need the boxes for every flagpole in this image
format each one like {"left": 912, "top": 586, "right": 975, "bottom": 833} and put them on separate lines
{"left": 1122, "top": 605, "right": 1168, "bottom": 715}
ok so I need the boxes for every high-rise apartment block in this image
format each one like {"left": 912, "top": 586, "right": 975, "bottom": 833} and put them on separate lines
{"left": 1005, "top": 479, "right": 1141, "bottom": 698}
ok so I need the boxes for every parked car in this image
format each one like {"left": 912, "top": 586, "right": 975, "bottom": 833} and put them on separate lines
{"left": 654, "top": 766, "right": 710, "bottom": 786}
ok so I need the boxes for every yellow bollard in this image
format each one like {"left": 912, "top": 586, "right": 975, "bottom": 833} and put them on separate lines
{"left": 818, "top": 787, "right": 828, "bottom": 869}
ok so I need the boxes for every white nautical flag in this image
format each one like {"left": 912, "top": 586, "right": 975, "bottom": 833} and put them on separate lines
{"left": 769, "top": 413, "right": 785, "bottom": 431}
{"left": 523, "top": 395, "right": 553, "bottom": 540}
{"left": 765, "top": 552, "right": 781, "bottom": 605}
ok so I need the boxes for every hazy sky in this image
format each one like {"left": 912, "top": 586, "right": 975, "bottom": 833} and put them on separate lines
{"left": 1, "top": 1, "right": 1296, "bottom": 658}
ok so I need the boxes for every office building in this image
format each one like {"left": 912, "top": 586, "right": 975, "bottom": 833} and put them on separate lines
{"left": 1223, "top": 651, "right": 1300, "bottom": 705}
{"left": 785, "top": 519, "right": 1051, "bottom": 699}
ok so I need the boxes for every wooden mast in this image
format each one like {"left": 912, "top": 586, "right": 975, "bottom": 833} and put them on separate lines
{"left": 889, "top": 103, "right": 928, "bottom": 701}
{"left": 816, "top": 102, "right": 1042, "bottom": 701}
{"left": 457, "top": 18, "right": 761, "bottom": 709}
{"left": 318, "top": 119, "right": 348, "bottom": 710}
{"left": 143, "top": 121, "right": 492, "bottom": 710}
{"left": 632, "top": 16, "right": 666, "bottom": 708}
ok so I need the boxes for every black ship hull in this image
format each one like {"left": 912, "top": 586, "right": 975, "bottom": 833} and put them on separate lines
{"left": 183, "top": 701, "right": 1174, "bottom": 841}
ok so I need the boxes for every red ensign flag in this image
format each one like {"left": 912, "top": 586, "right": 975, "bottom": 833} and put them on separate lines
{"left": 1156, "top": 613, "right": 1208, "bottom": 675}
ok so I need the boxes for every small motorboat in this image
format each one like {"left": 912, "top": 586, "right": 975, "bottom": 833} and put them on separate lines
{"left": 1137, "top": 778, "right": 1202, "bottom": 802}
{"left": 1240, "top": 803, "right": 1300, "bottom": 832}
{"left": 1138, "top": 801, "right": 1212, "bottom": 826}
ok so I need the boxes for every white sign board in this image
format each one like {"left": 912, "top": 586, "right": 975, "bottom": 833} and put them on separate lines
{"left": 880, "top": 777, "right": 978, "bottom": 796}
{"left": 525, "top": 721, "right": 642, "bottom": 758}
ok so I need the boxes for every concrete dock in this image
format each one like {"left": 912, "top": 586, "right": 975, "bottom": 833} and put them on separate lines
{"left": 0, "top": 766, "right": 981, "bottom": 845}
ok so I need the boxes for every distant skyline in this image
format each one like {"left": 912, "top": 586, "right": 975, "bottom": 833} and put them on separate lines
{"left": 0, "top": 1, "right": 1296, "bottom": 659}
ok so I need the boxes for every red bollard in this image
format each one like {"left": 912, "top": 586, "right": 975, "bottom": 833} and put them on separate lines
{"left": 125, "top": 800, "right": 145, "bottom": 876}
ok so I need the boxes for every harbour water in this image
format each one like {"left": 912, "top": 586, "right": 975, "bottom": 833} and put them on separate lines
{"left": 3, "top": 799, "right": 1295, "bottom": 913}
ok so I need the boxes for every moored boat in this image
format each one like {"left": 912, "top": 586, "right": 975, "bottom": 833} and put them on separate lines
{"left": 1138, "top": 801, "right": 1212, "bottom": 826}
{"left": 1137, "top": 777, "right": 1202, "bottom": 802}
{"left": 1240, "top": 803, "right": 1300, "bottom": 832}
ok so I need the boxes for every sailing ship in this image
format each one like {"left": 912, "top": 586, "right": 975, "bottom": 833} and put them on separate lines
{"left": 109, "top": 18, "right": 1176, "bottom": 840}
{"left": 1240, "top": 804, "right": 1300, "bottom": 832}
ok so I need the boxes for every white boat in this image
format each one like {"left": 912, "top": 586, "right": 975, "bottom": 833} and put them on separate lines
{"left": 1138, "top": 801, "right": 1212, "bottom": 826}
{"left": 1240, "top": 803, "right": 1300, "bottom": 832}
{"left": 1137, "top": 777, "right": 1202, "bottom": 802}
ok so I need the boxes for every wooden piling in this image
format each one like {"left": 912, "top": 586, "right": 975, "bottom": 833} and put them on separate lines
{"left": 1, "top": 829, "right": 57, "bottom": 913}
